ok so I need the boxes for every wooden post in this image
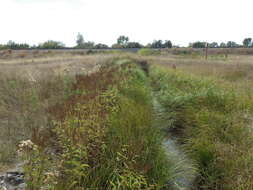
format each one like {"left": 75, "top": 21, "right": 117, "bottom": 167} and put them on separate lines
{"left": 205, "top": 42, "right": 208, "bottom": 60}
{"left": 225, "top": 50, "right": 228, "bottom": 59}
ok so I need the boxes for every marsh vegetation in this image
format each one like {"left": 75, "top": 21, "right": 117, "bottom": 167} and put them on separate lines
{"left": 1, "top": 50, "right": 253, "bottom": 189}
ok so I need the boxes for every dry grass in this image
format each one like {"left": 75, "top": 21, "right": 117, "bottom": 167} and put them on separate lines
{"left": 164, "top": 47, "right": 253, "bottom": 55}
{"left": 148, "top": 54, "right": 253, "bottom": 96}
{"left": 0, "top": 53, "right": 122, "bottom": 171}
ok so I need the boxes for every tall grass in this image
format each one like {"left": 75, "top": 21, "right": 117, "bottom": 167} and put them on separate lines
{"left": 150, "top": 65, "right": 253, "bottom": 189}
{"left": 23, "top": 59, "right": 173, "bottom": 189}
{"left": 0, "top": 72, "right": 72, "bottom": 170}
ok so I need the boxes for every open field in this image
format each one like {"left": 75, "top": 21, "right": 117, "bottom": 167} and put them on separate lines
{"left": 1, "top": 50, "right": 253, "bottom": 189}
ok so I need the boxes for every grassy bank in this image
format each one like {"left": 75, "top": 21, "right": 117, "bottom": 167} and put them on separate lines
{"left": 150, "top": 65, "right": 253, "bottom": 189}
{"left": 21, "top": 59, "right": 175, "bottom": 190}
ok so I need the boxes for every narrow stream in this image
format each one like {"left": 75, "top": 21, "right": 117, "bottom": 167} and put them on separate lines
{"left": 152, "top": 97, "right": 197, "bottom": 190}
{"left": 0, "top": 163, "right": 25, "bottom": 190}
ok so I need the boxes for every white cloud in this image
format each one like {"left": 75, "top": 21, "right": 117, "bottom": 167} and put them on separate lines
{"left": 0, "top": 0, "right": 253, "bottom": 46}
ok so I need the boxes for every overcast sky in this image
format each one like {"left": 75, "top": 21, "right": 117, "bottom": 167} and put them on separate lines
{"left": 0, "top": 0, "right": 252, "bottom": 46}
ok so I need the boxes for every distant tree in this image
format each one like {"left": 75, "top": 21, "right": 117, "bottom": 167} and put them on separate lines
{"left": 95, "top": 43, "right": 109, "bottom": 49}
{"left": 227, "top": 41, "right": 238, "bottom": 48}
{"left": 151, "top": 40, "right": 163, "bottom": 48}
{"left": 192, "top": 41, "right": 206, "bottom": 48}
{"left": 220, "top": 42, "right": 227, "bottom": 48}
{"left": 2, "top": 40, "right": 30, "bottom": 49}
{"left": 125, "top": 42, "right": 143, "bottom": 48}
{"left": 76, "top": 33, "right": 85, "bottom": 47}
{"left": 31, "top": 44, "right": 37, "bottom": 49}
{"left": 83, "top": 41, "right": 95, "bottom": 49}
{"left": 38, "top": 40, "right": 65, "bottom": 49}
{"left": 209, "top": 42, "right": 219, "bottom": 48}
{"left": 117, "top": 36, "right": 129, "bottom": 46}
{"left": 164, "top": 40, "right": 173, "bottom": 48}
{"left": 150, "top": 40, "right": 172, "bottom": 48}
{"left": 243, "top": 38, "right": 252, "bottom": 47}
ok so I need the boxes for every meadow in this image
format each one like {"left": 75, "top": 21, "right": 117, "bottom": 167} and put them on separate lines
{"left": 1, "top": 49, "right": 253, "bottom": 189}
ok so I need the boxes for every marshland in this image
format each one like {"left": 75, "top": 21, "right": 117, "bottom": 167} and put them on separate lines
{"left": 1, "top": 48, "right": 253, "bottom": 189}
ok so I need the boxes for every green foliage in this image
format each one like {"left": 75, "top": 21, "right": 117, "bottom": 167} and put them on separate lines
{"left": 24, "top": 60, "right": 170, "bottom": 189}
{"left": 220, "top": 42, "right": 226, "bottom": 48}
{"left": 125, "top": 42, "right": 143, "bottom": 48}
{"left": 190, "top": 41, "right": 207, "bottom": 48}
{"left": 150, "top": 66, "right": 253, "bottom": 189}
{"left": 227, "top": 41, "right": 239, "bottom": 48}
{"left": 137, "top": 48, "right": 161, "bottom": 56}
{"left": 243, "top": 38, "right": 252, "bottom": 47}
{"left": 23, "top": 148, "right": 51, "bottom": 190}
{"left": 95, "top": 43, "right": 109, "bottom": 49}
{"left": 150, "top": 40, "right": 172, "bottom": 48}
{"left": 209, "top": 42, "right": 219, "bottom": 48}
{"left": 117, "top": 36, "right": 129, "bottom": 46}
{"left": 38, "top": 40, "right": 65, "bottom": 49}
{"left": 0, "top": 40, "right": 30, "bottom": 49}
{"left": 77, "top": 41, "right": 95, "bottom": 49}
{"left": 76, "top": 33, "right": 85, "bottom": 47}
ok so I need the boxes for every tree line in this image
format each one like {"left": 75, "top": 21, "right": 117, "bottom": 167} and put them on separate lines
{"left": 190, "top": 38, "right": 253, "bottom": 48}
{"left": 0, "top": 34, "right": 252, "bottom": 49}
{"left": 0, "top": 34, "right": 172, "bottom": 50}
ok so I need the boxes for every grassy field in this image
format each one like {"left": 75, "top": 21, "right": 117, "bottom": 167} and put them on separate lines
{"left": 1, "top": 50, "right": 253, "bottom": 189}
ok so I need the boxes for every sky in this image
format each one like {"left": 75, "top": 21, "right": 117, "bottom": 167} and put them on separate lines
{"left": 0, "top": 0, "right": 253, "bottom": 47}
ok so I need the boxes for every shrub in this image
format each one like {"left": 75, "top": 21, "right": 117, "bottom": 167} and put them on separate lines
{"left": 137, "top": 48, "right": 161, "bottom": 56}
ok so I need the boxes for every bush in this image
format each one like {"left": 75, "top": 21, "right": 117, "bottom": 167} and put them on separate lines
{"left": 137, "top": 48, "right": 161, "bottom": 56}
{"left": 38, "top": 40, "right": 65, "bottom": 49}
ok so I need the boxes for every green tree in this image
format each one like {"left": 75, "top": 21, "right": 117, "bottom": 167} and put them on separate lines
{"left": 82, "top": 41, "right": 95, "bottom": 49}
{"left": 227, "top": 41, "right": 238, "bottom": 48}
{"left": 209, "top": 42, "right": 218, "bottom": 48}
{"left": 1, "top": 41, "right": 30, "bottom": 49}
{"left": 191, "top": 41, "right": 206, "bottom": 48}
{"left": 164, "top": 40, "right": 172, "bottom": 48}
{"left": 126, "top": 42, "right": 143, "bottom": 48}
{"left": 220, "top": 42, "right": 227, "bottom": 48}
{"left": 38, "top": 40, "right": 65, "bottom": 49}
{"left": 95, "top": 43, "right": 109, "bottom": 49}
{"left": 151, "top": 40, "right": 163, "bottom": 48}
{"left": 76, "top": 33, "right": 85, "bottom": 48}
{"left": 117, "top": 36, "right": 129, "bottom": 46}
{"left": 243, "top": 38, "right": 252, "bottom": 47}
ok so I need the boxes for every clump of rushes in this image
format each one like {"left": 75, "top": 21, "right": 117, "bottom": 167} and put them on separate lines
{"left": 24, "top": 59, "right": 171, "bottom": 189}
{"left": 150, "top": 65, "right": 253, "bottom": 190}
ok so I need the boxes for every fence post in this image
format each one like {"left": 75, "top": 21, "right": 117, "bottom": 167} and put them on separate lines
{"left": 205, "top": 42, "right": 208, "bottom": 60}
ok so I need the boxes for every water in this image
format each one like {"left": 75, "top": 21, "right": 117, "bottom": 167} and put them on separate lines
{"left": 153, "top": 97, "right": 197, "bottom": 190}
